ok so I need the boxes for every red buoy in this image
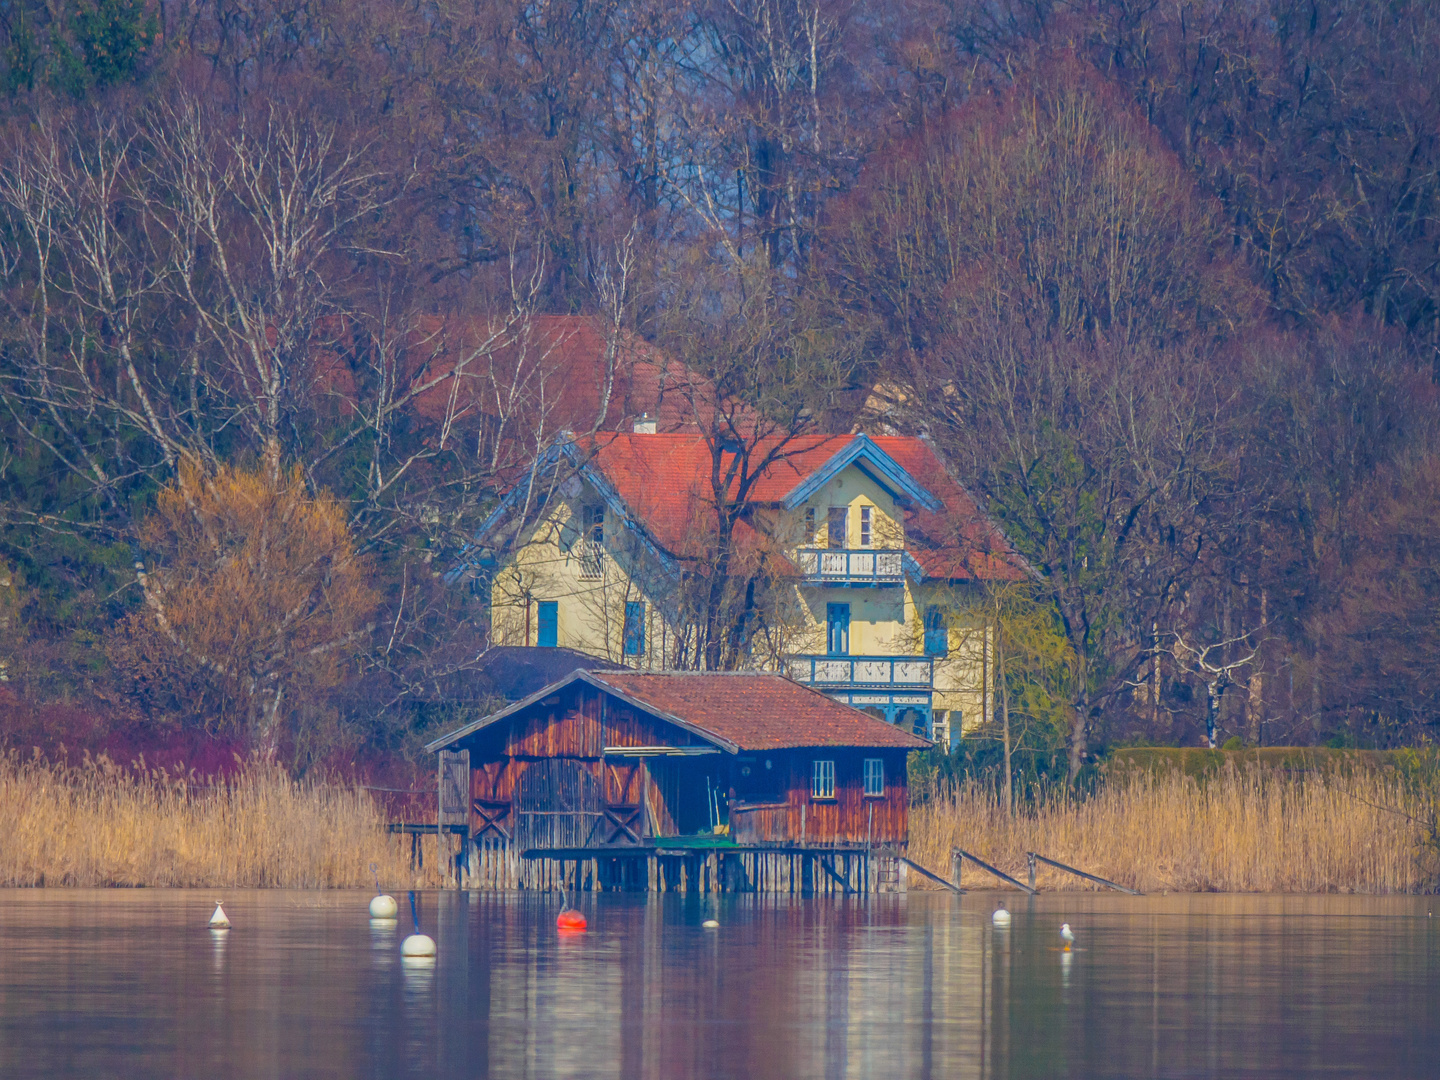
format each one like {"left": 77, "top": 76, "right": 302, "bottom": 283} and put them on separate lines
{"left": 557, "top": 909, "right": 587, "bottom": 932}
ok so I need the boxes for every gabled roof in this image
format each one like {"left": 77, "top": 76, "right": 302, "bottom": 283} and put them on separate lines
{"left": 410, "top": 314, "right": 718, "bottom": 435}
{"left": 778, "top": 434, "right": 942, "bottom": 511}
{"left": 588, "top": 671, "right": 932, "bottom": 750}
{"left": 425, "top": 669, "right": 931, "bottom": 753}
{"left": 462, "top": 430, "right": 1025, "bottom": 583}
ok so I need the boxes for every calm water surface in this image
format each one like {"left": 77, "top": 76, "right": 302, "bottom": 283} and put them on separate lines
{"left": 0, "top": 889, "right": 1435, "bottom": 1079}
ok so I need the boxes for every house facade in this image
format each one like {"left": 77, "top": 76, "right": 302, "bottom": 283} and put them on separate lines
{"left": 460, "top": 430, "right": 1024, "bottom": 747}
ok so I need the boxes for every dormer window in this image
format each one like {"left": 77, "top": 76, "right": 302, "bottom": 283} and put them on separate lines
{"left": 803, "top": 508, "right": 816, "bottom": 544}
{"left": 586, "top": 505, "right": 604, "bottom": 545}
{"left": 859, "top": 505, "right": 873, "bottom": 547}
{"left": 827, "top": 506, "right": 847, "bottom": 549}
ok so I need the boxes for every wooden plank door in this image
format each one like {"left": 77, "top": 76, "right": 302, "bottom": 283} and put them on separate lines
{"left": 438, "top": 749, "right": 470, "bottom": 828}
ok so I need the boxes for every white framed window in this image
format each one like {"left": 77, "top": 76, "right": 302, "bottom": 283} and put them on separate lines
{"left": 811, "top": 759, "right": 835, "bottom": 799}
{"left": 859, "top": 505, "right": 873, "bottom": 547}
{"left": 863, "top": 758, "right": 884, "bottom": 797}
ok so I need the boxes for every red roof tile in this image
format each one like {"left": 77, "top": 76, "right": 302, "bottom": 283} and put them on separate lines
{"left": 406, "top": 314, "right": 721, "bottom": 435}
{"left": 579, "top": 432, "right": 1024, "bottom": 580}
{"left": 588, "top": 671, "right": 931, "bottom": 750}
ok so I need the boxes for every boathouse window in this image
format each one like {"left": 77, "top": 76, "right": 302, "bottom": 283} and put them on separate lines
{"left": 536, "top": 601, "right": 558, "bottom": 648}
{"left": 827, "top": 506, "right": 847, "bottom": 548}
{"left": 812, "top": 759, "right": 836, "bottom": 799}
{"left": 863, "top": 758, "right": 884, "bottom": 797}
{"left": 859, "top": 505, "right": 873, "bottom": 547}
{"left": 923, "top": 607, "right": 948, "bottom": 657}
{"left": 623, "top": 601, "right": 646, "bottom": 656}
{"left": 803, "top": 507, "right": 816, "bottom": 543}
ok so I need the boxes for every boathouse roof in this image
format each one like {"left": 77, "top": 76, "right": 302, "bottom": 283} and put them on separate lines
{"left": 426, "top": 669, "right": 931, "bottom": 754}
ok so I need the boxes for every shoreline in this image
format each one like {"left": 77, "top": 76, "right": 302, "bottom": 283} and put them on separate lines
{"left": 3, "top": 754, "right": 1435, "bottom": 894}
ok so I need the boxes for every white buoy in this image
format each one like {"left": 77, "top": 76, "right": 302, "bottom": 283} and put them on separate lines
{"left": 1060, "top": 923, "right": 1076, "bottom": 949}
{"left": 702, "top": 919, "right": 720, "bottom": 929}
{"left": 992, "top": 904, "right": 1011, "bottom": 927}
{"left": 208, "top": 901, "right": 231, "bottom": 929}
{"left": 401, "top": 933, "right": 436, "bottom": 957}
{"left": 370, "top": 894, "right": 398, "bottom": 919}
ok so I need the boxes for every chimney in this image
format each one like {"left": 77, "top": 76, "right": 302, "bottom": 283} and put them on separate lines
{"left": 632, "top": 412, "right": 657, "bottom": 435}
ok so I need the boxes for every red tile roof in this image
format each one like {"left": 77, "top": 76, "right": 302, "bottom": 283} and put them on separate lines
{"left": 589, "top": 671, "right": 931, "bottom": 750}
{"left": 579, "top": 432, "right": 1024, "bottom": 580}
{"left": 407, "top": 314, "right": 722, "bottom": 435}
{"left": 871, "top": 437, "right": 1026, "bottom": 582}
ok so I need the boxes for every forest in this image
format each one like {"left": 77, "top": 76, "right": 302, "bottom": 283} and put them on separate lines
{"left": 0, "top": 0, "right": 1438, "bottom": 780}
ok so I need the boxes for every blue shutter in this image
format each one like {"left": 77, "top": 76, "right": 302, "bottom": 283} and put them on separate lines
{"left": 536, "top": 601, "right": 558, "bottom": 648}
{"left": 826, "top": 603, "right": 850, "bottom": 656}
{"left": 623, "top": 601, "right": 646, "bottom": 656}
{"left": 923, "top": 607, "right": 948, "bottom": 657}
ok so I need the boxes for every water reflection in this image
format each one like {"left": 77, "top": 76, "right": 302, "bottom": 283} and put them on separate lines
{"left": 0, "top": 890, "right": 1434, "bottom": 1079}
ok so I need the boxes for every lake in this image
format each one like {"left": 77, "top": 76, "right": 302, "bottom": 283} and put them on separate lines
{"left": 0, "top": 889, "right": 1434, "bottom": 1078}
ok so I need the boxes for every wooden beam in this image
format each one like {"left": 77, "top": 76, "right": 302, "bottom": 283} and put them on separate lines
{"left": 953, "top": 847, "right": 1036, "bottom": 894}
{"left": 819, "top": 855, "right": 852, "bottom": 894}
{"left": 878, "top": 848, "right": 964, "bottom": 893}
{"left": 1029, "top": 852, "right": 1143, "bottom": 895}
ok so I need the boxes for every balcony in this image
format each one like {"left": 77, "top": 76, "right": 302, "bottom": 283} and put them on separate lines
{"left": 794, "top": 548, "right": 905, "bottom": 586}
{"left": 788, "top": 654, "right": 933, "bottom": 691}
{"left": 788, "top": 654, "right": 934, "bottom": 720}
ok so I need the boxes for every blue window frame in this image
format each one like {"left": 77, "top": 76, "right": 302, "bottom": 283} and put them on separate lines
{"left": 923, "top": 606, "right": 948, "bottom": 657}
{"left": 536, "top": 601, "right": 558, "bottom": 648}
{"left": 826, "top": 603, "right": 850, "bottom": 656}
{"left": 623, "top": 601, "right": 646, "bottom": 656}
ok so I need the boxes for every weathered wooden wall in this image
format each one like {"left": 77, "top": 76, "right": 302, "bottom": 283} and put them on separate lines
{"left": 451, "top": 680, "right": 912, "bottom": 871}
{"left": 730, "top": 749, "right": 909, "bottom": 846}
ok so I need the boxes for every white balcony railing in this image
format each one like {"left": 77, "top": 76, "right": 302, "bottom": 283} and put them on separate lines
{"left": 794, "top": 548, "right": 905, "bottom": 585}
{"left": 787, "top": 654, "right": 934, "bottom": 689}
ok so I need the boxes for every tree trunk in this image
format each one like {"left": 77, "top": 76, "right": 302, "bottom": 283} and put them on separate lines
{"left": 1067, "top": 691, "right": 1088, "bottom": 785}
{"left": 1067, "top": 649, "right": 1091, "bottom": 785}
{"left": 999, "top": 618, "right": 1013, "bottom": 818}
{"left": 1206, "top": 679, "right": 1220, "bottom": 748}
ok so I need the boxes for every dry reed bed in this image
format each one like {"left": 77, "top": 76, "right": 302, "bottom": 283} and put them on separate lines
{"left": 909, "top": 766, "right": 1440, "bottom": 894}
{"left": 0, "top": 754, "right": 440, "bottom": 888}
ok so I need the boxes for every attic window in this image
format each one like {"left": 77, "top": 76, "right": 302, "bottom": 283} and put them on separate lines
{"left": 859, "top": 505, "right": 873, "bottom": 547}
{"left": 804, "top": 508, "right": 816, "bottom": 544}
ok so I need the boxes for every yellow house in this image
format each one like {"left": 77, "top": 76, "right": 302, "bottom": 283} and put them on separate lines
{"left": 466, "top": 430, "right": 1025, "bottom": 747}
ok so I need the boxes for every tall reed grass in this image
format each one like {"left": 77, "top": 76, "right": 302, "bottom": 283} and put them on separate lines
{"left": 0, "top": 753, "right": 440, "bottom": 888}
{"left": 910, "top": 764, "right": 1440, "bottom": 894}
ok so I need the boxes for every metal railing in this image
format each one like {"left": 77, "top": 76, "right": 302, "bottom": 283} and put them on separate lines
{"left": 794, "top": 547, "right": 904, "bottom": 584}
{"left": 787, "top": 654, "right": 934, "bottom": 689}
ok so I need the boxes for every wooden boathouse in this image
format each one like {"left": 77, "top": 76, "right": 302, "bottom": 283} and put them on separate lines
{"left": 426, "top": 669, "right": 930, "bottom": 893}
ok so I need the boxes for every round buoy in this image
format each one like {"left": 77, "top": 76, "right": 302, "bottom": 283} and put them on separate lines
{"left": 556, "top": 909, "right": 587, "bottom": 932}
{"left": 401, "top": 933, "right": 436, "bottom": 957}
{"left": 208, "top": 901, "right": 231, "bottom": 929}
{"left": 992, "top": 905, "right": 1011, "bottom": 927}
{"left": 370, "top": 894, "right": 398, "bottom": 919}
{"left": 702, "top": 919, "right": 720, "bottom": 929}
